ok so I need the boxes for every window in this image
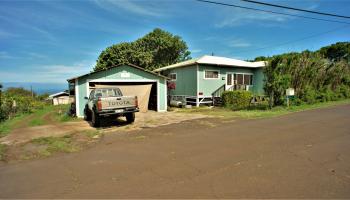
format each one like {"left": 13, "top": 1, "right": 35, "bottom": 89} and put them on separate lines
{"left": 205, "top": 70, "right": 219, "bottom": 79}
{"left": 227, "top": 74, "right": 232, "bottom": 85}
{"left": 244, "top": 74, "right": 253, "bottom": 85}
{"left": 94, "top": 88, "right": 122, "bottom": 98}
{"left": 169, "top": 73, "right": 177, "bottom": 81}
{"left": 234, "top": 73, "right": 253, "bottom": 85}
{"left": 236, "top": 74, "right": 244, "bottom": 85}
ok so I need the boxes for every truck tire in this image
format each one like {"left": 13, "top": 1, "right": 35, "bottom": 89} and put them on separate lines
{"left": 84, "top": 107, "right": 91, "bottom": 121}
{"left": 126, "top": 113, "right": 135, "bottom": 123}
{"left": 91, "top": 110, "right": 100, "bottom": 127}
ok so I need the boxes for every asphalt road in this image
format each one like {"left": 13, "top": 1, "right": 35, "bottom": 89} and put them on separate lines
{"left": 1, "top": 104, "right": 350, "bottom": 198}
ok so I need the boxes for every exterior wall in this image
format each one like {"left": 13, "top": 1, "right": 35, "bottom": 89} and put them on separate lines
{"left": 53, "top": 96, "right": 69, "bottom": 105}
{"left": 75, "top": 65, "right": 167, "bottom": 117}
{"left": 163, "top": 65, "right": 197, "bottom": 96}
{"left": 253, "top": 68, "right": 265, "bottom": 95}
{"left": 198, "top": 64, "right": 258, "bottom": 96}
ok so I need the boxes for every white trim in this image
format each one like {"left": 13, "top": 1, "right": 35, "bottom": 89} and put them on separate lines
{"left": 88, "top": 79, "right": 156, "bottom": 83}
{"left": 225, "top": 73, "right": 233, "bottom": 90}
{"left": 163, "top": 79, "right": 167, "bottom": 112}
{"left": 157, "top": 80, "right": 160, "bottom": 112}
{"left": 74, "top": 79, "right": 82, "bottom": 117}
{"left": 168, "top": 73, "right": 177, "bottom": 81}
{"left": 196, "top": 64, "right": 199, "bottom": 107}
{"left": 204, "top": 69, "right": 220, "bottom": 80}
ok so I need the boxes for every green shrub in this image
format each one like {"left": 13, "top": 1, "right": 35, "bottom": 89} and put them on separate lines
{"left": 301, "top": 86, "right": 318, "bottom": 104}
{"left": 337, "top": 85, "right": 350, "bottom": 99}
{"left": 291, "top": 97, "right": 303, "bottom": 106}
{"left": 222, "top": 90, "right": 253, "bottom": 110}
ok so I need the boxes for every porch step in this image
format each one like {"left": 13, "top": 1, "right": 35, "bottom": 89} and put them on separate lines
{"left": 213, "top": 97, "right": 222, "bottom": 106}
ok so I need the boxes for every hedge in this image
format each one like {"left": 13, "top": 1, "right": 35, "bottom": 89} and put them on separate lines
{"left": 222, "top": 90, "right": 253, "bottom": 110}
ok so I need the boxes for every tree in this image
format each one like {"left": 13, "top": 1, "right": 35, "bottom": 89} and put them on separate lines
{"left": 261, "top": 42, "right": 350, "bottom": 107}
{"left": 94, "top": 28, "right": 191, "bottom": 71}
{"left": 318, "top": 42, "right": 350, "bottom": 62}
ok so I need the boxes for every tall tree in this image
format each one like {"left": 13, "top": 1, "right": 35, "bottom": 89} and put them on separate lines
{"left": 94, "top": 28, "right": 191, "bottom": 71}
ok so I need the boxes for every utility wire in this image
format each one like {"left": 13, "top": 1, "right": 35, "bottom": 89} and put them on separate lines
{"left": 230, "top": 25, "right": 350, "bottom": 55}
{"left": 196, "top": 0, "right": 350, "bottom": 25}
{"left": 241, "top": 0, "right": 350, "bottom": 19}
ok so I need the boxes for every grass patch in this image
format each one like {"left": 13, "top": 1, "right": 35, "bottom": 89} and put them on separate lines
{"left": 28, "top": 118, "right": 45, "bottom": 126}
{"left": 0, "top": 104, "right": 80, "bottom": 138}
{"left": 31, "top": 135, "right": 80, "bottom": 157}
{"left": 0, "top": 114, "right": 29, "bottom": 137}
{"left": 83, "top": 130, "right": 102, "bottom": 139}
{"left": 178, "top": 99, "right": 350, "bottom": 119}
{"left": 0, "top": 144, "right": 7, "bottom": 161}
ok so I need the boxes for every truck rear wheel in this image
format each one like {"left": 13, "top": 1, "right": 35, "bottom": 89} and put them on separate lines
{"left": 91, "top": 110, "right": 100, "bottom": 127}
{"left": 126, "top": 113, "right": 135, "bottom": 123}
{"left": 84, "top": 107, "right": 91, "bottom": 121}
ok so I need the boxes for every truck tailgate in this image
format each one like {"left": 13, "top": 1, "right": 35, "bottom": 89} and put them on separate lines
{"left": 100, "top": 96, "right": 136, "bottom": 110}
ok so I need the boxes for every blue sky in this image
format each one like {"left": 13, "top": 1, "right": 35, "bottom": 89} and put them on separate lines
{"left": 0, "top": 0, "right": 349, "bottom": 83}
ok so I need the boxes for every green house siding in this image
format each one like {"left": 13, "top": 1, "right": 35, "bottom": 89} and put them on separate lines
{"left": 75, "top": 65, "right": 167, "bottom": 117}
{"left": 198, "top": 64, "right": 256, "bottom": 96}
{"left": 253, "top": 68, "right": 265, "bottom": 95}
{"left": 163, "top": 64, "right": 265, "bottom": 98}
{"left": 164, "top": 65, "right": 197, "bottom": 96}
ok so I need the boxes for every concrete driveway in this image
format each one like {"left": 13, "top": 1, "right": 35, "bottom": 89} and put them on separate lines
{"left": 0, "top": 104, "right": 350, "bottom": 198}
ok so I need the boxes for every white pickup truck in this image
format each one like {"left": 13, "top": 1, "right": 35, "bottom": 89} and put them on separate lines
{"left": 84, "top": 87, "right": 139, "bottom": 127}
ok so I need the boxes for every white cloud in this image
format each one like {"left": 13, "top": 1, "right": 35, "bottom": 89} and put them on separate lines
{"left": 228, "top": 38, "right": 251, "bottom": 48}
{"left": 0, "top": 15, "right": 56, "bottom": 42}
{"left": 0, "top": 60, "right": 95, "bottom": 83}
{"left": 27, "top": 52, "right": 48, "bottom": 59}
{"left": 214, "top": 6, "right": 293, "bottom": 28}
{"left": 0, "top": 30, "right": 20, "bottom": 39}
{"left": 0, "top": 51, "right": 17, "bottom": 59}
{"left": 94, "top": 0, "right": 165, "bottom": 17}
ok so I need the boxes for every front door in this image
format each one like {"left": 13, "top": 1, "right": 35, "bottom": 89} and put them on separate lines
{"left": 226, "top": 73, "right": 233, "bottom": 90}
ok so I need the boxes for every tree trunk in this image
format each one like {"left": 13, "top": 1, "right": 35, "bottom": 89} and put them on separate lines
{"left": 269, "top": 90, "right": 274, "bottom": 109}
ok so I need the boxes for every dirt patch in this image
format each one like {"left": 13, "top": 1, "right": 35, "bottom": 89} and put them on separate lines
{"left": 0, "top": 111, "right": 207, "bottom": 145}
{"left": 2, "top": 131, "right": 101, "bottom": 162}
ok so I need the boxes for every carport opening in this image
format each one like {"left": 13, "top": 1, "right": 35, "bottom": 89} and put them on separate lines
{"left": 89, "top": 82, "right": 158, "bottom": 112}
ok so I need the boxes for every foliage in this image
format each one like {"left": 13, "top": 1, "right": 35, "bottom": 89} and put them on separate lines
{"left": 0, "top": 87, "right": 49, "bottom": 122}
{"left": 222, "top": 90, "right": 253, "bottom": 110}
{"left": 0, "top": 104, "right": 77, "bottom": 137}
{"left": 94, "top": 28, "right": 191, "bottom": 71}
{"left": 262, "top": 42, "right": 350, "bottom": 107}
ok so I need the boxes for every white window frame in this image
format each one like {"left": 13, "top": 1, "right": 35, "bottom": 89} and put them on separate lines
{"left": 204, "top": 70, "right": 220, "bottom": 80}
{"left": 234, "top": 73, "right": 254, "bottom": 85}
{"left": 169, "top": 73, "right": 177, "bottom": 81}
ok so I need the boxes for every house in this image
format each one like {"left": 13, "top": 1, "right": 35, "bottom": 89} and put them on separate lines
{"left": 48, "top": 91, "right": 70, "bottom": 105}
{"left": 67, "top": 64, "right": 168, "bottom": 118}
{"left": 154, "top": 55, "right": 266, "bottom": 106}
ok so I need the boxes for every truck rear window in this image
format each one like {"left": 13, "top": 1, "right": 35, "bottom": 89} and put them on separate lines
{"left": 94, "top": 88, "right": 122, "bottom": 98}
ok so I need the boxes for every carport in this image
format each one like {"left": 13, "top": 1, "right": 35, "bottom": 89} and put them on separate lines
{"left": 67, "top": 64, "right": 168, "bottom": 118}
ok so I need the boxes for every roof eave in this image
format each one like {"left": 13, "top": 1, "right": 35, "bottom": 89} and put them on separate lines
{"left": 67, "top": 63, "right": 169, "bottom": 82}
